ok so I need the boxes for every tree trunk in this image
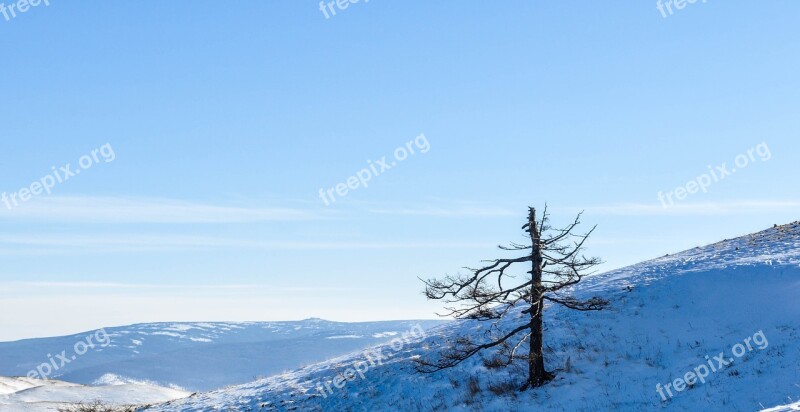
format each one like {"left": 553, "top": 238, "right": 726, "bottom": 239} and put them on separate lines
{"left": 525, "top": 207, "right": 553, "bottom": 390}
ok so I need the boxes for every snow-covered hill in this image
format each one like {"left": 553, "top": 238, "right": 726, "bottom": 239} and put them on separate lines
{"left": 142, "top": 221, "right": 800, "bottom": 411}
{"left": 0, "top": 376, "right": 188, "bottom": 412}
{"left": 0, "top": 320, "right": 446, "bottom": 392}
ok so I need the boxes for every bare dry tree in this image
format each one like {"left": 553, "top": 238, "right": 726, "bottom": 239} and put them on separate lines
{"left": 418, "top": 206, "right": 609, "bottom": 390}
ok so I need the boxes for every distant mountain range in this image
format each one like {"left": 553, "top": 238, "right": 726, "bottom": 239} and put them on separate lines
{"left": 0, "top": 319, "right": 447, "bottom": 392}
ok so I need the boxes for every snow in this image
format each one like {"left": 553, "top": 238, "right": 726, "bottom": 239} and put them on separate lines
{"left": 762, "top": 402, "right": 800, "bottom": 412}
{"left": 139, "top": 221, "right": 800, "bottom": 411}
{"left": 0, "top": 377, "right": 188, "bottom": 412}
{"left": 92, "top": 373, "right": 186, "bottom": 391}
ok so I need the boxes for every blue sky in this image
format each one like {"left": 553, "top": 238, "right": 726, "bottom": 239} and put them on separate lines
{"left": 1, "top": 1, "right": 798, "bottom": 341}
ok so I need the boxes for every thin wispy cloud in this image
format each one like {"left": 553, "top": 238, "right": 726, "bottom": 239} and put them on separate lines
{"left": 366, "top": 200, "right": 800, "bottom": 218}
{"left": 0, "top": 281, "right": 352, "bottom": 292}
{"left": 0, "top": 234, "right": 497, "bottom": 255}
{"left": 0, "top": 196, "right": 320, "bottom": 223}
{"left": 0, "top": 196, "right": 521, "bottom": 223}
{"left": 571, "top": 200, "right": 800, "bottom": 216}
{"left": 366, "top": 204, "right": 517, "bottom": 217}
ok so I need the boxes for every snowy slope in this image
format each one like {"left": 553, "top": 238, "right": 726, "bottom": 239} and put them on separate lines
{"left": 0, "top": 377, "right": 80, "bottom": 396}
{"left": 762, "top": 401, "right": 800, "bottom": 412}
{"left": 0, "top": 320, "right": 445, "bottom": 392}
{"left": 142, "top": 221, "right": 800, "bottom": 411}
{"left": 0, "top": 376, "right": 188, "bottom": 412}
